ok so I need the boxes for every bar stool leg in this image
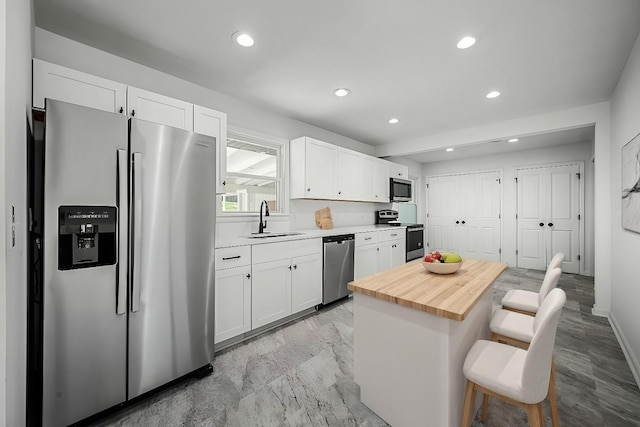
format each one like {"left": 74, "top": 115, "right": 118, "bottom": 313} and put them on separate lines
{"left": 527, "top": 403, "right": 544, "bottom": 427}
{"left": 461, "top": 380, "right": 477, "bottom": 427}
{"left": 549, "top": 356, "right": 560, "bottom": 427}
{"left": 481, "top": 394, "right": 490, "bottom": 422}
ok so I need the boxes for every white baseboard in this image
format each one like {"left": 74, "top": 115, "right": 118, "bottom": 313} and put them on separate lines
{"left": 591, "top": 307, "right": 609, "bottom": 317}
{"left": 608, "top": 312, "right": 640, "bottom": 390}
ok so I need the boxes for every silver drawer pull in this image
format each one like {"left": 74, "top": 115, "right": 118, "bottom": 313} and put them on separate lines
{"left": 222, "top": 255, "right": 241, "bottom": 261}
{"left": 391, "top": 233, "right": 398, "bottom": 237}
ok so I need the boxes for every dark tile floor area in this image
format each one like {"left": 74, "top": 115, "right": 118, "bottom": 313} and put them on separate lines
{"left": 96, "top": 268, "right": 640, "bottom": 427}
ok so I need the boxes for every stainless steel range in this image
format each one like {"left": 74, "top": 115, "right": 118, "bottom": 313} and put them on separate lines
{"left": 375, "top": 210, "right": 424, "bottom": 261}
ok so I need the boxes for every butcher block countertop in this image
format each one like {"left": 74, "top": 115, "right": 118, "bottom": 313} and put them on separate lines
{"left": 347, "top": 259, "right": 508, "bottom": 321}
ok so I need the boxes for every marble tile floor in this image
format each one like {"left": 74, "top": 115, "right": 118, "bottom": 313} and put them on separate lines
{"left": 95, "top": 268, "right": 640, "bottom": 427}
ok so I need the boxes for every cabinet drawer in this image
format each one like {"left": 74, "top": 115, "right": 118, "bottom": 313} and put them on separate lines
{"left": 355, "top": 232, "right": 378, "bottom": 247}
{"left": 378, "top": 228, "right": 404, "bottom": 242}
{"left": 215, "top": 246, "right": 251, "bottom": 270}
{"left": 252, "top": 238, "right": 322, "bottom": 264}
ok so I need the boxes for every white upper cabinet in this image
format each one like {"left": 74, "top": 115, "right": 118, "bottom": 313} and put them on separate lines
{"left": 193, "top": 105, "right": 228, "bottom": 194}
{"left": 290, "top": 137, "right": 337, "bottom": 200}
{"left": 127, "top": 87, "right": 193, "bottom": 131}
{"left": 291, "top": 136, "right": 402, "bottom": 203}
{"left": 33, "top": 59, "right": 127, "bottom": 114}
{"left": 336, "top": 148, "right": 363, "bottom": 200}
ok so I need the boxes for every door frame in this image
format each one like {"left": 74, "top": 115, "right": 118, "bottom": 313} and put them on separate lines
{"left": 425, "top": 169, "right": 504, "bottom": 262}
{"left": 515, "top": 161, "right": 585, "bottom": 275}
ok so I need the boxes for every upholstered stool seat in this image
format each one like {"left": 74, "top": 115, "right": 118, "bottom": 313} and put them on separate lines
{"left": 502, "top": 259, "right": 563, "bottom": 315}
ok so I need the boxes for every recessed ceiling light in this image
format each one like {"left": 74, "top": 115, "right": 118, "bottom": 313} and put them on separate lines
{"left": 388, "top": 118, "right": 400, "bottom": 124}
{"left": 232, "top": 32, "right": 254, "bottom": 47}
{"left": 334, "top": 88, "right": 351, "bottom": 97}
{"left": 457, "top": 36, "right": 476, "bottom": 49}
{"left": 486, "top": 91, "right": 501, "bottom": 99}
{"left": 508, "top": 138, "right": 519, "bottom": 143}
{"left": 446, "top": 148, "right": 454, "bottom": 152}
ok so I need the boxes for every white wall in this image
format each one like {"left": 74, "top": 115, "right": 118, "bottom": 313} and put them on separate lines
{"left": 2, "top": 0, "right": 33, "bottom": 425}
{"left": 610, "top": 31, "right": 640, "bottom": 386}
{"left": 421, "top": 142, "right": 594, "bottom": 274}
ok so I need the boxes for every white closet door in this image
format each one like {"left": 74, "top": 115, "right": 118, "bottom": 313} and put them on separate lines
{"left": 460, "top": 172, "right": 501, "bottom": 261}
{"left": 517, "top": 168, "right": 547, "bottom": 270}
{"left": 427, "top": 175, "right": 459, "bottom": 253}
{"left": 517, "top": 164, "right": 580, "bottom": 274}
{"left": 546, "top": 164, "right": 580, "bottom": 273}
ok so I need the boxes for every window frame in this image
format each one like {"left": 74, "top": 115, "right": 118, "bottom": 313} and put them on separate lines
{"left": 218, "top": 125, "right": 289, "bottom": 217}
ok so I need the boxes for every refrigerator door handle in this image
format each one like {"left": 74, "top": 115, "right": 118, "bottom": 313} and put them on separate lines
{"left": 131, "top": 152, "right": 142, "bottom": 313}
{"left": 116, "top": 149, "right": 128, "bottom": 315}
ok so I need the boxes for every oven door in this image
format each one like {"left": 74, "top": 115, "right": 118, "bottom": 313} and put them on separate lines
{"left": 406, "top": 226, "right": 424, "bottom": 261}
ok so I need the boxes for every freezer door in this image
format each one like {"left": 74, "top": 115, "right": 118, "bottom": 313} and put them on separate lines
{"left": 128, "top": 118, "right": 216, "bottom": 398}
{"left": 42, "top": 100, "right": 128, "bottom": 426}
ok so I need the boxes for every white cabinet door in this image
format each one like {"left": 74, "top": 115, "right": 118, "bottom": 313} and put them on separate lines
{"left": 361, "top": 157, "right": 377, "bottom": 202}
{"left": 251, "top": 259, "right": 292, "bottom": 329}
{"left": 127, "top": 87, "right": 193, "bottom": 131}
{"left": 336, "top": 148, "right": 363, "bottom": 200}
{"left": 355, "top": 244, "right": 378, "bottom": 279}
{"left": 33, "top": 59, "right": 127, "bottom": 114}
{"left": 390, "top": 238, "right": 406, "bottom": 268}
{"left": 215, "top": 266, "right": 251, "bottom": 343}
{"left": 291, "top": 253, "right": 322, "bottom": 313}
{"left": 374, "top": 160, "right": 390, "bottom": 202}
{"left": 305, "top": 139, "right": 336, "bottom": 199}
{"left": 194, "top": 105, "right": 228, "bottom": 194}
{"left": 377, "top": 241, "right": 393, "bottom": 272}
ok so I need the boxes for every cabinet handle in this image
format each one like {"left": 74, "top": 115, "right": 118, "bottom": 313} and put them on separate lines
{"left": 338, "top": 191, "right": 342, "bottom": 195}
{"left": 377, "top": 248, "right": 380, "bottom": 251}
{"left": 119, "top": 106, "right": 124, "bottom": 114}
{"left": 539, "top": 222, "right": 544, "bottom": 227}
{"left": 131, "top": 109, "right": 136, "bottom": 116}
{"left": 222, "top": 255, "right": 241, "bottom": 261}
{"left": 246, "top": 273, "right": 251, "bottom": 279}
{"left": 364, "top": 237, "right": 372, "bottom": 241}
{"left": 392, "top": 244, "right": 396, "bottom": 248}
{"left": 456, "top": 220, "right": 460, "bottom": 224}
{"left": 398, "top": 173, "right": 402, "bottom": 176}
{"left": 461, "top": 220, "right": 466, "bottom": 225}
{"left": 391, "top": 233, "right": 398, "bottom": 237}
{"left": 222, "top": 180, "right": 226, "bottom": 186}
{"left": 307, "top": 188, "right": 311, "bottom": 192}
{"left": 288, "top": 265, "right": 292, "bottom": 270}
{"left": 293, "top": 265, "right": 297, "bottom": 270}
{"left": 548, "top": 222, "right": 554, "bottom": 227}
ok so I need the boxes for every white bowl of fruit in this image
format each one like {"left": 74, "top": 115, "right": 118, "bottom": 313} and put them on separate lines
{"left": 422, "top": 251, "right": 463, "bottom": 274}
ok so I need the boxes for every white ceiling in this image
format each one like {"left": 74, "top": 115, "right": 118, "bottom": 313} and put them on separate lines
{"left": 411, "top": 126, "right": 594, "bottom": 163}
{"left": 33, "top": 0, "right": 640, "bottom": 158}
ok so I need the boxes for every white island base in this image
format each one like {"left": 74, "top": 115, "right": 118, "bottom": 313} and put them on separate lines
{"left": 353, "top": 292, "right": 492, "bottom": 427}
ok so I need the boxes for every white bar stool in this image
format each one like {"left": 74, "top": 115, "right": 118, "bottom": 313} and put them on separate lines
{"left": 501, "top": 255, "right": 563, "bottom": 315}
{"left": 490, "top": 290, "right": 563, "bottom": 427}
{"left": 461, "top": 288, "right": 566, "bottom": 427}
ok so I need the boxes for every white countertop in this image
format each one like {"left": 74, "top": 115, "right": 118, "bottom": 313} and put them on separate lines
{"left": 215, "top": 224, "right": 407, "bottom": 249}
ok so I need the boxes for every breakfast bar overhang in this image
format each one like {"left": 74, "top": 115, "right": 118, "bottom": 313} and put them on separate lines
{"left": 348, "top": 259, "right": 508, "bottom": 427}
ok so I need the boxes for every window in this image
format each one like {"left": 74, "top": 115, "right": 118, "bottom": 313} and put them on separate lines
{"left": 220, "top": 129, "right": 285, "bottom": 214}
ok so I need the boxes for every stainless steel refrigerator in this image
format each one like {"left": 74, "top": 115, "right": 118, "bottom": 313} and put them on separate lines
{"left": 28, "top": 99, "right": 216, "bottom": 426}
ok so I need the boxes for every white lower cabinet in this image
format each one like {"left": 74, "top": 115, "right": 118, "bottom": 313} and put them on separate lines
{"left": 214, "top": 246, "right": 252, "bottom": 344}
{"left": 291, "top": 254, "right": 322, "bottom": 313}
{"left": 355, "top": 229, "right": 406, "bottom": 279}
{"left": 251, "top": 259, "right": 292, "bottom": 329}
{"left": 251, "top": 239, "right": 322, "bottom": 329}
{"left": 214, "top": 265, "right": 251, "bottom": 344}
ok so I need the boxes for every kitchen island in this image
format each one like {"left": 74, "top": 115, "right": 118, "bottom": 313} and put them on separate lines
{"left": 347, "top": 258, "right": 507, "bottom": 427}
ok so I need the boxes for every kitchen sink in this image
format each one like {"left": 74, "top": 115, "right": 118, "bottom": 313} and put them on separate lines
{"left": 246, "top": 232, "right": 305, "bottom": 239}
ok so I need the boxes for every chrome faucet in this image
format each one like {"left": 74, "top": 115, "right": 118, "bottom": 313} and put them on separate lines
{"left": 259, "top": 200, "right": 270, "bottom": 233}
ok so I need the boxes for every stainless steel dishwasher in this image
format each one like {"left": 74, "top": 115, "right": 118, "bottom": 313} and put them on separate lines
{"left": 322, "top": 234, "right": 355, "bottom": 305}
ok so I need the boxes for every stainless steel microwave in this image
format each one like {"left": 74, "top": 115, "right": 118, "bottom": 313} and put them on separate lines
{"left": 390, "top": 177, "right": 412, "bottom": 202}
